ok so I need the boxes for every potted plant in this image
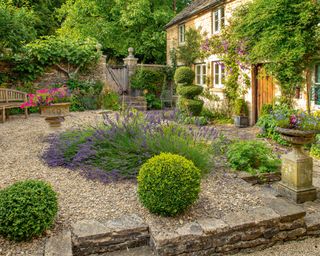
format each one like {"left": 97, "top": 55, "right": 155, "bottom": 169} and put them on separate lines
{"left": 20, "top": 86, "right": 71, "bottom": 127}
{"left": 234, "top": 98, "right": 249, "bottom": 128}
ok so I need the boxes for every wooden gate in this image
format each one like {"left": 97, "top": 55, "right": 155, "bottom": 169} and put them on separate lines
{"left": 256, "top": 66, "right": 275, "bottom": 117}
{"left": 106, "top": 65, "right": 129, "bottom": 94}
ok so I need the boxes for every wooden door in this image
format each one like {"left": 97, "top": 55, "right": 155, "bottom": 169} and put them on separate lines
{"left": 256, "top": 66, "right": 275, "bottom": 117}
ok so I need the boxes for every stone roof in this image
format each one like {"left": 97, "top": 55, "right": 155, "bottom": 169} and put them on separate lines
{"left": 165, "top": 0, "right": 223, "bottom": 29}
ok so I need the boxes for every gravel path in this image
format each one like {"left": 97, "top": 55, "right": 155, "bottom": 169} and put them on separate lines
{"left": 0, "top": 112, "right": 275, "bottom": 255}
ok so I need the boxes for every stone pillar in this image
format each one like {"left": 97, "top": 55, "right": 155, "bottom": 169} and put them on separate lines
{"left": 278, "top": 145, "right": 317, "bottom": 204}
{"left": 123, "top": 47, "right": 138, "bottom": 95}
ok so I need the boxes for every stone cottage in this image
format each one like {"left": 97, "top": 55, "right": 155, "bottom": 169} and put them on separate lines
{"left": 165, "top": 0, "right": 320, "bottom": 125}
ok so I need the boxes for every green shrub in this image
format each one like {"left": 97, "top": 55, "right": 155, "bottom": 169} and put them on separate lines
{"left": 137, "top": 153, "right": 201, "bottom": 216}
{"left": 145, "top": 93, "right": 162, "bottom": 110}
{"left": 102, "top": 91, "right": 120, "bottom": 110}
{"left": 178, "top": 98, "right": 204, "bottom": 116}
{"left": 227, "top": 140, "right": 281, "bottom": 174}
{"left": 256, "top": 103, "right": 294, "bottom": 146}
{"left": 130, "top": 69, "right": 164, "bottom": 91}
{"left": 234, "top": 98, "right": 248, "bottom": 116}
{"left": 311, "top": 135, "right": 320, "bottom": 159}
{"left": 177, "top": 85, "right": 203, "bottom": 98}
{"left": 67, "top": 79, "right": 103, "bottom": 111}
{"left": 200, "top": 107, "right": 215, "bottom": 120}
{"left": 0, "top": 180, "right": 58, "bottom": 241}
{"left": 174, "top": 67, "right": 194, "bottom": 85}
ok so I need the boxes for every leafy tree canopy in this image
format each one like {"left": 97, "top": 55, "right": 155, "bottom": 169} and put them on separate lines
{"left": 57, "top": 0, "right": 192, "bottom": 64}
{"left": 226, "top": 0, "right": 320, "bottom": 103}
{"left": 0, "top": 1, "right": 37, "bottom": 52}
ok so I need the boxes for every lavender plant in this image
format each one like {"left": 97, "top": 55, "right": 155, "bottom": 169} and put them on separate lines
{"left": 43, "top": 110, "right": 218, "bottom": 183}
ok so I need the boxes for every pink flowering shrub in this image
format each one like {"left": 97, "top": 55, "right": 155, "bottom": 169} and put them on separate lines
{"left": 20, "top": 86, "right": 70, "bottom": 109}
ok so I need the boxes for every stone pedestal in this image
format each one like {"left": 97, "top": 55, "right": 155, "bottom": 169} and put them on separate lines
{"left": 123, "top": 47, "right": 138, "bottom": 95}
{"left": 278, "top": 145, "right": 317, "bottom": 204}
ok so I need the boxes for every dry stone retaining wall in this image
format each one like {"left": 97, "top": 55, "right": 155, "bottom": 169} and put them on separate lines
{"left": 44, "top": 198, "right": 320, "bottom": 256}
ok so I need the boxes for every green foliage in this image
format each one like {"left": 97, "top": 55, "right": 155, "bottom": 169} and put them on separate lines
{"left": 131, "top": 69, "right": 164, "bottom": 91}
{"left": 311, "top": 135, "right": 320, "bottom": 159}
{"left": 227, "top": 140, "right": 281, "bottom": 174}
{"left": 101, "top": 91, "right": 120, "bottom": 111}
{"left": 226, "top": 0, "right": 320, "bottom": 103}
{"left": 234, "top": 98, "right": 248, "bottom": 116}
{"left": 131, "top": 68, "right": 165, "bottom": 109}
{"left": 145, "top": 93, "right": 162, "bottom": 110}
{"left": 178, "top": 98, "right": 203, "bottom": 116}
{"left": 256, "top": 104, "right": 293, "bottom": 146}
{"left": 57, "top": 0, "right": 191, "bottom": 64}
{"left": 0, "top": 2, "right": 37, "bottom": 53}
{"left": 174, "top": 67, "right": 194, "bottom": 85}
{"left": 0, "top": 180, "right": 58, "bottom": 241}
{"left": 177, "top": 85, "right": 203, "bottom": 98}
{"left": 53, "top": 111, "right": 215, "bottom": 178}
{"left": 177, "top": 28, "right": 203, "bottom": 67}
{"left": 67, "top": 79, "right": 103, "bottom": 111}
{"left": 137, "top": 153, "right": 201, "bottom": 216}
{"left": 14, "top": 36, "right": 101, "bottom": 81}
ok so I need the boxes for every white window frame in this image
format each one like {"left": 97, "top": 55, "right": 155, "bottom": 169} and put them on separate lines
{"left": 178, "top": 24, "right": 186, "bottom": 44}
{"left": 195, "top": 63, "right": 207, "bottom": 86}
{"left": 313, "top": 63, "right": 320, "bottom": 105}
{"left": 212, "top": 7, "right": 225, "bottom": 34}
{"left": 213, "top": 62, "right": 225, "bottom": 88}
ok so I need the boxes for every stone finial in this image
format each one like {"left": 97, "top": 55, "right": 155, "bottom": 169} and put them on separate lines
{"left": 128, "top": 47, "right": 134, "bottom": 58}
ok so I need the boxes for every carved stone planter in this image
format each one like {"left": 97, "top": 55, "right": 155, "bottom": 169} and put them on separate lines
{"left": 275, "top": 127, "right": 318, "bottom": 203}
{"left": 45, "top": 116, "right": 65, "bottom": 128}
{"left": 234, "top": 116, "right": 249, "bottom": 128}
{"left": 40, "top": 103, "right": 70, "bottom": 117}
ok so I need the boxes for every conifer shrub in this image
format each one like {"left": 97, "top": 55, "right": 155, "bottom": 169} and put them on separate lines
{"left": 174, "top": 67, "right": 204, "bottom": 116}
{"left": 0, "top": 180, "right": 58, "bottom": 241}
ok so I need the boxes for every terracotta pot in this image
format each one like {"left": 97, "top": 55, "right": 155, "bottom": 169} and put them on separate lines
{"left": 40, "top": 103, "right": 70, "bottom": 117}
{"left": 275, "top": 127, "right": 317, "bottom": 145}
{"left": 44, "top": 116, "right": 65, "bottom": 128}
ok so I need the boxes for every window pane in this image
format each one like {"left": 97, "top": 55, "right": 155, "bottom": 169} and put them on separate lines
{"left": 215, "top": 11, "right": 219, "bottom": 32}
{"left": 316, "top": 64, "right": 320, "bottom": 83}
{"left": 202, "top": 65, "right": 206, "bottom": 85}
{"left": 214, "top": 63, "right": 220, "bottom": 85}
{"left": 221, "top": 8, "right": 225, "bottom": 28}
{"left": 221, "top": 64, "right": 225, "bottom": 84}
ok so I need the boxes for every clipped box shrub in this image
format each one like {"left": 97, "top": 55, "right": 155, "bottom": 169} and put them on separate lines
{"left": 137, "top": 153, "right": 201, "bottom": 217}
{"left": 227, "top": 140, "right": 281, "bottom": 174}
{"left": 174, "top": 67, "right": 195, "bottom": 85}
{"left": 0, "top": 180, "right": 58, "bottom": 241}
{"left": 178, "top": 98, "right": 204, "bottom": 116}
{"left": 177, "top": 85, "right": 203, "bottom": 99}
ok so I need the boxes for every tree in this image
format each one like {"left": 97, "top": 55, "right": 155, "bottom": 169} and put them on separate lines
{"left": 224, "top": 0, "right": 320, "bottom": 105}
{"left": 57, "top": 0, "right": 192, "bottom": 64}
{"left": 0, "top": 2, "right": 37, "bottom": 53}
{"left": 177, "top": 28, "right": 203, "bottom": 67}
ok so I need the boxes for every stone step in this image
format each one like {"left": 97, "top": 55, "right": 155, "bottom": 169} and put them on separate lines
{"left": 71, "top": 214, "right": 149, "bottom": 256}
{"left": 90, "top": 246, "right": 154, "bottom": 256}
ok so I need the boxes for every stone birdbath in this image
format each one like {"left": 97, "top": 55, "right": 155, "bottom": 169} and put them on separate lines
{"left": 276, "top": 127, "right": 318, "bottom": 203}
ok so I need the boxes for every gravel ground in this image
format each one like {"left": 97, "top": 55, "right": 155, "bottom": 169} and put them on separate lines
{"left": 0, "top": 112, "right": 273, "bottom": 255}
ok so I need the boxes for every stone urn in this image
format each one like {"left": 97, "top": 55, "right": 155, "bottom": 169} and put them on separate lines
{"left": 275, "top": 127, "right": 318, "bottom": 203}
{"left": 44, "top": 116, "right": 65, "bottom": 128}
{"left": 40, "top": 102, "right": 71, "bottom": 117}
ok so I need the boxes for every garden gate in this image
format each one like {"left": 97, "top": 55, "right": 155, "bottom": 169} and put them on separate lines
{"left": 106, "top": 65, "right": 129, "bottom": 94}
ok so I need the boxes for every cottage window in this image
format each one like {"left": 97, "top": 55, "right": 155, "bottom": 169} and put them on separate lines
{"left": 195, "top": 63, "right": 207, "bottom": 86}
{"left": 313, "top": 64, "right": 320, "bottom": 105}
{"left": 213, "top": 7, "right": 225, "bottom": 33}
{"left": 179, "top": 24, "right": 186, "bottom": 44}
{"left": 213, "top": 62, "right": 225, "bottom": 88}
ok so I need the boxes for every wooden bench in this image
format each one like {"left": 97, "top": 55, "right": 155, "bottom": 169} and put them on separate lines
{"left": 0, "top": 88, "right": 28, "bottom": 122}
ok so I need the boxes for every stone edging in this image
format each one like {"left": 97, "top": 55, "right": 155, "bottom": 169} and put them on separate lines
{"left": 44, "top": 198, "right": 320, "bottom": 256}
{"left": 237, "top": 171, "right": 281, "bottom": 185}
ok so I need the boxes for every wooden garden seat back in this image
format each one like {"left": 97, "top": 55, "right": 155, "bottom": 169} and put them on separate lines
{"left": 0, "top": 88, "right": 27, "bottom": 103}
{"left": 0, "top": 88, "right": 28, "bottom": 122}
